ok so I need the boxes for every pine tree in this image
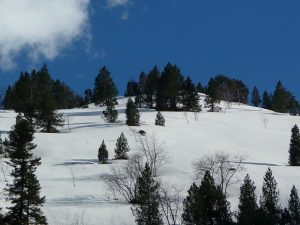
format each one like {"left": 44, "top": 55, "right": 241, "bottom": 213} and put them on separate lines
{"left": 272, "top": 81, "right": 289, "bottom": 113}
{"left": 155, "top": 111, "right": 165, "bottom": 126}
{"left": 279, "top": 208, "right": 291, "bottom": 225}
{"left": 145, "top": 66, "right": 160, "bottom": 108}
{"left": 98, "top": 140, "right": 108, "bottom": 164}
{"left": 289, "top": 125, "right": 300, "bottom": 166}
{"left": 251, "top": 86, "right": 261, "bottom": 107}
{"left": 237, "top": 174, "right": 258, "bottom": 225}
{"left": 288, "top": 185, "right": 300, "bottom": 225}
{"left": 182, "top": 171, "right": 232, "bottom": 225}
{"left": 83, "top": 89, "right": 93, "bottom": 105}
{"left": 126, "top": 98, "right": 140, "bottom": 126}
{"left": 36, "top": 94, "right": 64, "bottom": 133}
{"left": 114, "top": 133, "right": 130, "bottom": 160}
{"left": 134, "top": 163, "right": 163, "bottom": 225}
{"left": 6, "top": 115, "right": 47, "bottom": 225}
{"left": 182, "top": 77, "right": 201, "bottom": 112}
{"left": 262, "top": 91, "right": 272, "bottom": 110}
{"left": 205, "top": 78, "right": 221, "bottom": 112}
{"left": 196, "top": 82, "right": 205, "bottom": 93}
{"left": 102, "top": 99, "right": 118, "bottom": 123}
{"left": 260, "top": 168, "right": 281, "bottom": 225}
{"left": 93, "top": 66, "right": 118, "bottom": 106}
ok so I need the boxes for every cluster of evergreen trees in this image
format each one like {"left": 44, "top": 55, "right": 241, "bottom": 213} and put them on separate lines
{"left": 1, "top": 65, "right": 82, "bottom": 132}
{"left": 125, "top": 63, "right": 201, "bottom": 112}
{"left": 182, "top": 168, "right": 300, "bottom": 225}
{"left": 252, "top": 81, "right": 299, "bottom": 115}
{"left": 98, "top": 132, "right": 131, "bottom": 164}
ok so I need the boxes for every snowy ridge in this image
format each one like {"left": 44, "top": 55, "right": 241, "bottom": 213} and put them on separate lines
{"left": 0, "top": 98, "right": 299, "bottom": 225}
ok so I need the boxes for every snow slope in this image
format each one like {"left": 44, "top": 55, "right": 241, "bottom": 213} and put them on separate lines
{"left": 0, "top": 97, "right": 300, "bottom": 224}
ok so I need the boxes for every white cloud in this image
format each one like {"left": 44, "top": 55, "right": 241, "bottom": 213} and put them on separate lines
{"left": 0, "top": 0, "right": 91, "bottom": 70}
{"left": 107, "top": 0, "right": 130, "bottom": 8}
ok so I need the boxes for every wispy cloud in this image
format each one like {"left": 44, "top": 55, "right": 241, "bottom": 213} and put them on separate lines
{"left": 0, "top": 0, "right": 91, "bottom": 70}
{"left": 107, "top": 0, "right": 130, "bottom": 8}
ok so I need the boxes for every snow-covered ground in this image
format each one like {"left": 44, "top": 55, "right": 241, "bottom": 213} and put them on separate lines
{"left": 0, "top": 97, "right": 300, "bottom": 224}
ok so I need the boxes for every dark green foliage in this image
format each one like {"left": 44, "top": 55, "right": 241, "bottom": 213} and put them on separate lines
{"left": 134, "top": 163, "right": 163, "bottom": 225}
{"left": 262, "top": 91, "right": 272, "bottom": 110}
{"left": 279, "top": 208, "right": 291, "bottom": 225}
{"left": 205, "top": 78, "right": 221, "bottom": 112}
{"left": 126, "top": 98, "right": 140, "bottom": 126}
{"left": 93, "top": 66, "right": 118, "bottom": 105}
{"left": 155, "top": 111, "right": 165, "bottom": 126}
{"left": 114, "top": 132, "right": 130, "bottom": 160}
{"left": 156, "top": 63, "right": 184, "bottom": 111}
{"left": 98, "top": 140, "right": 108, "bottom": 164}
{"left": 182, "top": 77, "right": 201, "bottom": 112}
{"left": 35, "top": 94, "right": 64, "bottom": 133}
{"left": 272, "top": 81, "right": 290, "bottom": 113}
{"left": 207, "top": 75, "right": 249, "bottom": 104}
{"left": 288, "top": 186, "right": 300, "bottom": 225}
{"left": 237, "top": 174, "right": 258, "bottom": 225}
{"left": 259, "top": 168, "right": 281, "bottom": 225}
{"left": 125, "top": 80, "right": 140, "bottom": 97}
{"left": 6, "top": 115, "right": 47, "bottom": 225}
{"left": 196, "top": 82, "right": 205, "bottom": 93}
{"left": 287, "top": 95, "right": 299, "bottom": 116}
{"left": 251, "top": 86, "right": 261, "bottom": 107}
{"left": 102, "top": 99, "right": 118, "bottom": 123}
{"left": 145, "top": 66, "right": 160, "bottom": 108}
{"left": 3, "top": 65, "right": 81, "bottom": 111}
{"left": 289, "top": 125, "right": 300, "bottom": 166}
{"left": 83, "top": 89, "right": 93, "bottom": 105}
{"left": 182, "top": 171, "right": 232, "bottom": 225}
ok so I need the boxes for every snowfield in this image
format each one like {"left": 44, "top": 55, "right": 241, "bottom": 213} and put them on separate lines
{"left": 0, "top": 97, "right": 300, "bottom": 225}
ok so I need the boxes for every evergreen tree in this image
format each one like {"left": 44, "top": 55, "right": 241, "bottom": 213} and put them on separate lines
{"left": 251, "top": 86, "right": 261, "bottom": 107}
{"left": 205, "top": 78, "right": 221, "bottom": 112}
{"left": 102, "top": 99, "right": 118, "bottom": 123}
{"left": 145, "top": 66, "right": 160, "bottom": 108}
{"left": 287, "top": 94, "right": 299, "bottom": 116}
{"left": 36, "top": 94, "right": 64, "bottom": 133}
{"left": 289, "top": 125, "right": 300, "bottom": 166}
{"left": 182, "top": 77, "right": 201, "bottom": 112}
{"left": 126, "top": 98, "right": 140, "bottom": 126}
{"left": 237, "top": 174, "right": 258, "bottom": 225}
{"left": 98, "top": 140, "right": 108, "bottom": 164}
{"left": 114, "top": 132, "right": 130, "bottom": 160}
{"left": 125, "top": 80, "right": 140, "bottom": 97}
{"left": 156, "top": 63, "right": 184, "bottom": 111}
{"left": 155, "top": 111, "right": 165, "bottom": 126}
{"left": 182, "top": 171, "right": 232, "bottom": 225}
{"left": 272, "top": 81, "right": 289, "bottom": 113}
{"left": 196, "top": 82, "right": 205, "bottom": 93}
{"left": 83, "top": 89, "right": 93, "bottom": 105}
{"left": 93, "top": 66, "right": 118, "bottom": 105}
{"left": 288, "top": 185, "right": 300, "bottom": 225}
{"left": 6, "top": 115, "right": 47, "bottom": 225}
{"left": 262, "top": 91, "right": 272, "bottom": 110}
{"left": 279, "top": 208, "right": 291, "bottom": 225}
{"left": 260, "top": 168, "right": 281, "bottom": 225}
{"left": 134, "top": 163, "right": 163, "bottom": 225}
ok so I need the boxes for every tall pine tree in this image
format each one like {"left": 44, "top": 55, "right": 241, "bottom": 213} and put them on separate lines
{"left": 126, "top": 98, "right": 140, "bottom": 126}
{"left": 93, "top": 66, "right": 118, "bottom": 106}
{"left": 102, "top": 99, "right": 118, "bottom": 123}
{"left": 260, "top": 168, "right": 281, "bottom": 225}
{"left": 6, "top": 115, "right": 47, "bottom": 225}
{"left": 262, "top": 91, "right": 272, "bottom": 110}
{"left": 237, "top": 174, "right": 258, "bottom": 225}
{"left": 134, "top": 163, "right": 163, "bottom": 225}
{"left": 288, "top": 185, "right": 300, "bottom": 225}
{"left": 182, "top": 77, "right": 201, "bottom": 112}
{"left": 251, "top": 86, "right": 261, "bottom": 107}
{"left": 289, "top": 125, "right": 300, "bottom": 166}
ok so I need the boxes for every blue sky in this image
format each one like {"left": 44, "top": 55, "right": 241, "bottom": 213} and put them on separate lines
{"left": 1, "top": 0, "right": 300, "bottom": 98}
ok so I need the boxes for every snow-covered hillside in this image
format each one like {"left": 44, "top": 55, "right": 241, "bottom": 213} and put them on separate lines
{"left": 0, "top": 97, "right": 299, "bottom": 225}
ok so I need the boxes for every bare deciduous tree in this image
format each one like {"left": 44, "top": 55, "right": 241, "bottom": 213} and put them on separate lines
{"left": 60, "top": 211, "right": 90, "bottom": 225}
{"left": 194, "top": 151, "right": 246, "bottom": 196}
{"left": 135, "top": 132, "right": 167, "bottom": 177}
{"left": 159, "top": 183, "right": 183, "bottom": 225}
{"left": 104, "top": 154, "right": 144, "bottom": 203}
